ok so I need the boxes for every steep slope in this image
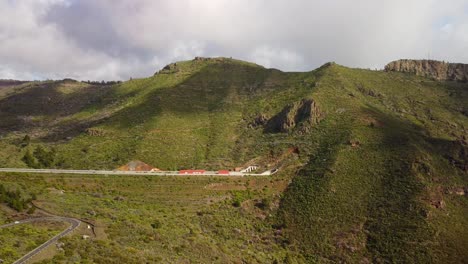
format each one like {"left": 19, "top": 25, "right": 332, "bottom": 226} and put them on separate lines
{"left": 0, "top": 58, "right": 467, "bottom": 262}
{"left": 277, "top": 64, "right": 468, "bottom": 263}
{"left": 53, "top": 58, "right": 293, "bottom": 169}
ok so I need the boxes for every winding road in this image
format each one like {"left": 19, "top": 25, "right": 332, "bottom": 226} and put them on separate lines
{"left": 0, "top": 216, "right": 80, "bottom": 264}
{"left": 0, "top": 167, "right": 275, "bottom": 263}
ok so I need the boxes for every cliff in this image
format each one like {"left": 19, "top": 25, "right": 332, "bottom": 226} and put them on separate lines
{"left": 385, "top": 59, "right": 468, "bottom": 82}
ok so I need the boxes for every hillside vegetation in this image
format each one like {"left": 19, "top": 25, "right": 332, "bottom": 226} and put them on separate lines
{"left": 0, "top": 57, "right": 467, "bottom": 262}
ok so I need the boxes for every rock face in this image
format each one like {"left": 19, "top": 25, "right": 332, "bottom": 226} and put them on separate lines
{"left": 265, "top": 99, "right": 322, "bottom": 133}
{"left": 248, "top": 114, "right": 269, "bottom": 128}
{"left": 384, "top": 59, "right": 468, "bottom": 82}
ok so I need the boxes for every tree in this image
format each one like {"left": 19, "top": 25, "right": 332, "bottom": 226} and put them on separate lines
{"left": 20, "top": 135, "right": 31, "bottom": 147}
{"left": 33, "top": 146, "right": 56, "bottom": 168}
{"left": 0, "top": 184, "right": 34, "bottom": 212}
{"left": 22, "top": 149, "right": 38, "bottom": 168}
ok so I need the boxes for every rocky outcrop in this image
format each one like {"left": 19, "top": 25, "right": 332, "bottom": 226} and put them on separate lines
{"left": 248, "top": 114, "right": 269, "bottom": 128}
{"left": 193, "top": 56, "right": 231, "bottom": 62}
{"left": 385, "top": 59, "right": 468, "bottom": 82}
{"left": 85, "top": 127, "right": 106, "bottom": 136}
{"left": 265, "top": 98, "right": 322, "bottom": 133}
{"left": 155, "top": 62, "right": 179, "bottom": 75}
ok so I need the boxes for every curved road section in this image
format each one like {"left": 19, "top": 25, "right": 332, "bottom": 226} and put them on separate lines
{"left": 0, "top": 217, "right": 80, "bottom": 264}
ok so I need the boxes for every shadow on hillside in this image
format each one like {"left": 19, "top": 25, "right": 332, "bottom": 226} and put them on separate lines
{"left": 104, "top": 61, "right": 276, "bottom": 130}
{"left": 360, "top": 107, "right": 433, "bottom": 262}
{"left": 274, "top": 118, "right": 353, "bottom": 261}
{"left": 0, "top": 81, "right": 115, "bottom": 137}
{"left": 276, "top": 105, "right": 466, "bottom": 262}
{"left": 362, "top": 106, "right": 467, "bottom": 262}
{"left": 33, "top": 60, "right": 279, "bottom": 143}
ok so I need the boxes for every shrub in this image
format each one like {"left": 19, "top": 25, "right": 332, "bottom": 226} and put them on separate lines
{"left": 20, "top": 135, "right": 31, "bottom": 147}
{"left": 151, "top": 220, "right": 162, "bottom": 229}
{"left": 0, "top": 184, "right": 36, "bottom": 212}
{"left": 33, "top": 146, "right": 56, "bottom": 168}
{"left": 22, "top": 149, "right": 38, "bottom": 168}
{"left": 231, "top": 191, "right": 252, "bottom": 207}
{"left": 27, "top": 206, "right": 36, "bottom": 214}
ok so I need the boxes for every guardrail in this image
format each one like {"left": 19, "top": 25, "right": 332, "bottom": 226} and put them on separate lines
{"left": 0, "top": 168, "right": 275, "bottom": 176}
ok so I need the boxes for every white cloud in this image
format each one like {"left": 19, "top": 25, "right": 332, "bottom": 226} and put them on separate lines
{"left": 0, "top": 0, "right": 467, "bottom": 80}
{"left": 249, "top": 46, "right": 304, "bottom": 70}
{"left": 169, "top": 41, "right": 206, "bottom": 61}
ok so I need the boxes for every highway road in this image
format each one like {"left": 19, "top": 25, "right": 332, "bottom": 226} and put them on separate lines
{"left": 0, "top": 217, "right": 80, "bottom": 264}
{"left": 0, "top": 168, "right": 275, "bottom": 176}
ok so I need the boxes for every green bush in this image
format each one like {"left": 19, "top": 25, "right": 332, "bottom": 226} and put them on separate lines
{"left": 151, "top": 219, "right": 162, "bottom": 229}
{"left": 22, "top": 149, "right": 38, "bottom": 168}
{"left": 33, "top": 146, "right": 56, "bottom": 168}
{"left": 231, "top": 191, "right": 252, "bottom": 207}
{"left": 22, "top": 146, "right": 56, "bottom": 168}
{"left": 20, "top": 135, "right": 31, "bottom": 147}
{"left": 0, "top": 184, "right": 36, "bottom": 212}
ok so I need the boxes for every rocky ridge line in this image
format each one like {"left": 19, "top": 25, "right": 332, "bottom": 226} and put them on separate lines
{"left": 385, "top": 59, "right": 468, "bottom": 82}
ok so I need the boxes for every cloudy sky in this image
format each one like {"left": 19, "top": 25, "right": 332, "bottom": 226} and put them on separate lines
{"left": 1, "top": 0, "right": 467, "bottom": 80}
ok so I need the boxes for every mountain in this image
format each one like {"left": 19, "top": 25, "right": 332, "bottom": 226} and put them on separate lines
{"left": 0, "top": 57, "right": 467, "bottom": 262}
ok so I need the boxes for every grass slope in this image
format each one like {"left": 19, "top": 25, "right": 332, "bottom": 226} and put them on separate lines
{"left": 0, "top": 172, "right": 294, "bottom": 263}
{"left": 278, "top": 64, "right": 467, "bottom": 263}
{"left": 0, "top": 58, "right": 466, "bottom": 262}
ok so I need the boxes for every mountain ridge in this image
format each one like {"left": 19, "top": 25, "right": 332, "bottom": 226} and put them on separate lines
{"left": 3, "top": 57, "right": 468, "bottom": 83}
{"left": 0, "top": 57, "right": 467, "bottom": 262}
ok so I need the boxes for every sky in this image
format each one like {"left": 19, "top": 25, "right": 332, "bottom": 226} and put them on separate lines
{"left": 0, "top": 0, "right": 467, "bottom": 81}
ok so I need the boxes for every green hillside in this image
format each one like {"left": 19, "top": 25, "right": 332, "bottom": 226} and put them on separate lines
{"left": 0, "top": 57, "right": 466, "bottom": 262}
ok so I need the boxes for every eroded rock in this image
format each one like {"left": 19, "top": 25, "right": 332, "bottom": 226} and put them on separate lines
{"left": 248, "top": 114, "right": 269, "bottom": 128}
{"left": 265, "top": 98, "right": 322, "bottom": 133}
{"left": 385, "top": 59, "right": 468, "bottom": 82}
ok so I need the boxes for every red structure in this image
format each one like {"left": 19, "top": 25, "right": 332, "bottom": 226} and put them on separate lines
{"left": 178, "top": 170, "right": 206, "bottom": 175}
{"left": 217, "top": 170, "right": 230, "bottom": 175}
